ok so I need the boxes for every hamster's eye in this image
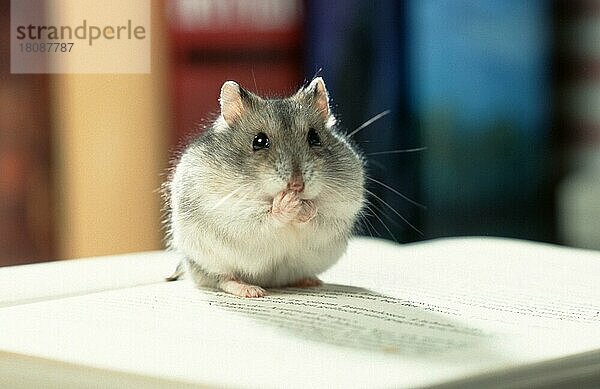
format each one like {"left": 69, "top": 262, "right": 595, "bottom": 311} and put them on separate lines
{"left": 252, "top": 132, "right": 270, "bottom": 151}
{"left": 307, "top": 128, "right": 321, "bottom": 147}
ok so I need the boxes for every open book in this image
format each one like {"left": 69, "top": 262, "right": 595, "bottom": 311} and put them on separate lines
{"left": 1, "top": 237, "right": 599, "bottom": 388}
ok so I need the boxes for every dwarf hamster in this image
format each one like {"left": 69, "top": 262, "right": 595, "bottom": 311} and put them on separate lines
{"left": 165, "top": 77, "right": 365, "bottom": 297}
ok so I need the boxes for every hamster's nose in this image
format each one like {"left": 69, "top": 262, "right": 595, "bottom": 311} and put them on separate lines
{"left": 287, "top": 173, "right": 304, "bottom": 193}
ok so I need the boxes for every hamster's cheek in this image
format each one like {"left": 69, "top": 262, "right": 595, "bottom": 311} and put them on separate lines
{"left": 258, "top": 174, "right": 287, "bottom": 199}
{"left": 302, "top": 176, "right": 323, "bottom": 200}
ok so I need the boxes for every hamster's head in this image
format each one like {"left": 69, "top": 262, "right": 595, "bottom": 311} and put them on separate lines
{"left": 195, "top": 78, "right": 365, "bottom": 222}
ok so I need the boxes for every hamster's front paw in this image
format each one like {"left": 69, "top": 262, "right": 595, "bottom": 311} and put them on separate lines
{"left": 296, "top": 200, "right": 317, "bottom": 223}
{"left": 271, "top": 190, "right": 317, "bottom": 225}
{"left": 220, "top": 279, "right": 266, "bottom": 298}
{"left": 270, "top": 190, "right": 302, "bottom": 225}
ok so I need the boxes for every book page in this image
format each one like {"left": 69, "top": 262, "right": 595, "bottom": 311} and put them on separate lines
{"left": 329, "top": 237, "right": 600, "bottom": 331}
{"left": 0, "top": 237, "right": 599, "bottom": 388}
{"left": 0, "top": 281, "right": 511, "bottom": 389}
{"left": 0, "top": 251, "right": 180, "bottom": 307}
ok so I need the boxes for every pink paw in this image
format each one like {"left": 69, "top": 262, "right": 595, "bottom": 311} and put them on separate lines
{"left": 220, "top": 280, "right": 266, "bottom": 298}
{"left": 296, "top": 200, "right": 317, "bottom": 223}
{"left": 270, "top": 191, "right": 317, "bottom": 225}
{"left": 270, "top": 190, "right": 302, "bottom": 224}
{"left": 290, "top": 277, "right": 322, "bottom": 288}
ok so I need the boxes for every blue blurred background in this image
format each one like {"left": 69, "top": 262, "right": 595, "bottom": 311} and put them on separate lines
{"left": 307, "top": 0, "right": 554, "bottom": 243}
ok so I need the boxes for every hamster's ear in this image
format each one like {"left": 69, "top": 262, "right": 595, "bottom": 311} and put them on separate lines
{"left": 302, "top": 77, "right": 330, "bottom": 121}
{"left": 219, "top": 81, "right": 247, "bottom": 126}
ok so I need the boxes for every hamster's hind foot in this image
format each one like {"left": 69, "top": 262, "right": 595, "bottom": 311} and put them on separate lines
{"left": 220, "top": 278, "right": 267, "bottom": 298}
{"left": 290, "top": 277, "right": 322, "bottom": 288}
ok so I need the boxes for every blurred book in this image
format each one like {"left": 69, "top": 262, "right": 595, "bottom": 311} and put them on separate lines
{"left": 166, "top": 0, "right": 305, "bottom": 146}
{"left": 555, "top": 0, "right": 600, "bottom": 249}
{"left": 0, "top": 0, "right": 53, "bottom": 266}
{"left": 410, "top": 1, "right": 555, "bottom": 242}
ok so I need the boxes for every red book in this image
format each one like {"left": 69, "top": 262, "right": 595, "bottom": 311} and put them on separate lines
{"left": 166, "top": 0, "right": 305, "bottom": 145}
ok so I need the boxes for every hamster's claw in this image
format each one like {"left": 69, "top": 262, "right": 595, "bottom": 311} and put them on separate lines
{"left": 220, "top": 279, "right": 266, "bottom": 298}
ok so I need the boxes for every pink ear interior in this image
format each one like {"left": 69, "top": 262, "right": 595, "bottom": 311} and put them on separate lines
{"left": 220, "top": 81, "right": 244, "bottom": 125}
{"left": 309, "top": 78, "right": 330, "bottom": 120}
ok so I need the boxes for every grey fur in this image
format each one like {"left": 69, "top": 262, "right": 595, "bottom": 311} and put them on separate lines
{"left": 164, "top": 78, "right": 365, "bottom": 296}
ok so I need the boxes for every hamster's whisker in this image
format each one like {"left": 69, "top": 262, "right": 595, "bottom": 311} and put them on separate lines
{"left": 366, "top": 176, "right": 426, "bottom": 209}
{"left": 319, "top": 180, "right": 358, "bottom": 200}
{"left": 321, "top": 183, "right": 347, "bottom": 199}
{"left": 364, "top": 198, "right": 400, "bottom": 228}
{"left": 356, "top": 207, "right": 377, "bottom": 235}
{"left": 365, "top": 188, "right": 423, "bottom": 236}
{"left": 231, "top": 192, "right": 271, "bottom": 219}
{"left": 322, "top": 178, "right": 365, "bottom": 199}
{"left": 347, "top": 110, "right": 391, "bottom": 138}
{"left": 251, "top": 68, "right": 258, "bottom": 91}
{"left": 230, "top": 188, "right": 256, "bottom": 209}
{"left": 365, "top": 159, "right": 386, "bottom": 173}
{"left": 367, "top": 147, "right": 427, "bottom": 156}
{"left": 364, "top": 201, "right": 397, "bottom": 242}
{"left": 356, "top": 208, "right": 378, "bottom": 238}
{"left": 371, "top": 212, "right": 397, "bottom": 242}
{"left": 210, "top": 186, "right": 246, "bottom": 211}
